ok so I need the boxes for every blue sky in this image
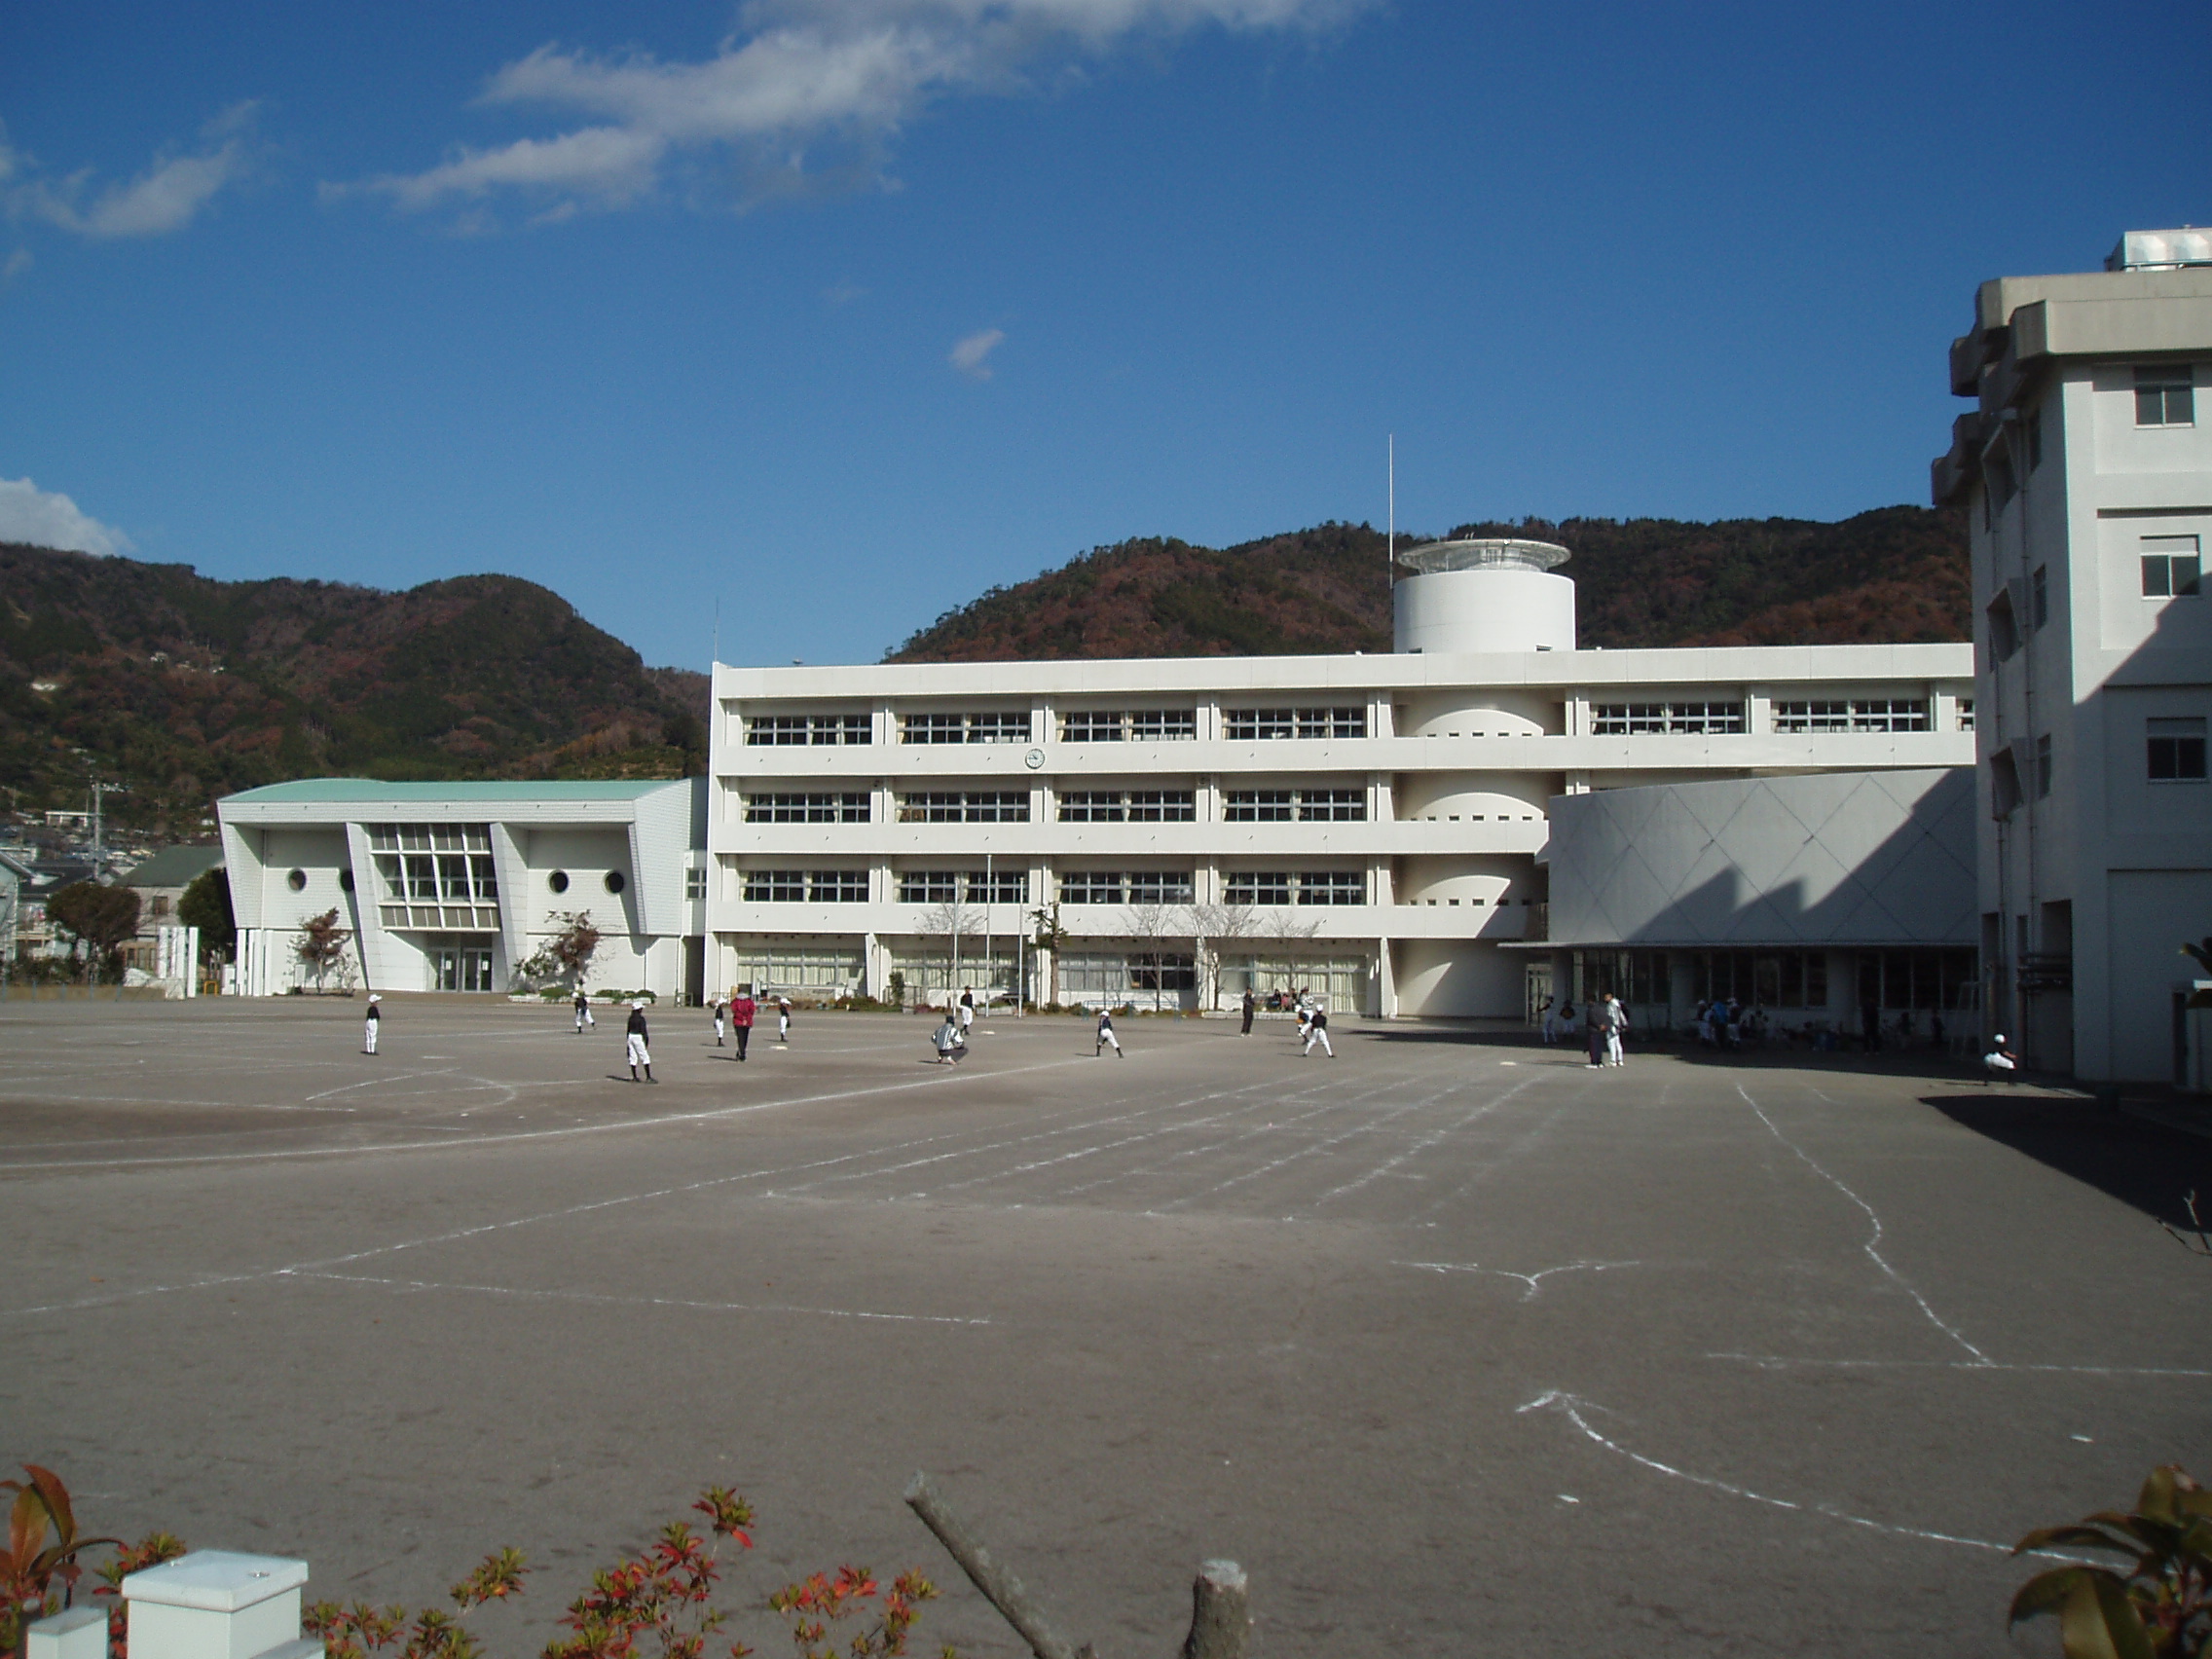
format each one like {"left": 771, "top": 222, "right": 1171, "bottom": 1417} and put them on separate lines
{"left": 2, "top": 1, "right": 2204, "bottom": 671}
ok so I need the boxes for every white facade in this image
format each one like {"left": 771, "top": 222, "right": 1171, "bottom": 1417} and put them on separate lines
{"left": 708, "top": 543, "right": 1973, "bottom": 1016}
{"left": 1933, "top": 235, "right": 2212, "bottom": 1082}
{"left": 217, "top": 779, "right": 707, "bottom": 998}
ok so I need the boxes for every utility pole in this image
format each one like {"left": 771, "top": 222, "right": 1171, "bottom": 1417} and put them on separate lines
{"left": 90, "top": 778, "right": 127, "bottom": 879}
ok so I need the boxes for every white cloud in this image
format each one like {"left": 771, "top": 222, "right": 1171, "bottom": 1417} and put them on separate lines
{"left": 351, "top": 0, "right": 1372, "bottom": 220}
{"left": 6, "top": 105, "right": 258, "bottom": 240}
{"left": 949, "top": 327, "right": 1005, "bottom": 379}
{"left": 0, "top": 478, "right": 133, "bottom": 557}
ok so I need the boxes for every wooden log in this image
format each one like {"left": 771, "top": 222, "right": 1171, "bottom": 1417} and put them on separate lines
{"left": 1180, "top": 1560, "right": 1249, "bottom": 1659}
{"left": 903, "top": 1471, "right": 1089, "bottom": 1659}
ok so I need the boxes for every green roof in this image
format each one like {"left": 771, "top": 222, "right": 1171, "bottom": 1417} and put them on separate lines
{"left": 122, "top": 845, "right": 226, "bottom": 887}
{"left": 222, "top": 778, "right": 687, "bottom": 805}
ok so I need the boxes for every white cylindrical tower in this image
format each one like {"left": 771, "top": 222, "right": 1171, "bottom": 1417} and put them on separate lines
{"left": 1392, "top": 538, "right": 1574, "bottom": 654}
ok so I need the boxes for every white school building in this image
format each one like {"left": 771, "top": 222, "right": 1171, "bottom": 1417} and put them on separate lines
{"left": 218, "top": 778, "right": 707, "bottom": 999}
{"left": 706, "top": 539, "right": 1974, "bottom": 1018}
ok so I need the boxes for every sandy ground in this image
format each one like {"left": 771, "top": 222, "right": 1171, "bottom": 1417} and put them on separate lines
{"left": 3, "top": 996, "right": 2208, "bottom": 1656}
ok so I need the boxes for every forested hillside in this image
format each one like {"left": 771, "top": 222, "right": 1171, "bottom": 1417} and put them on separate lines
{"left": 888, "top": 505, "right": 1969, "bottom": 662}
{"left": 0, "top": 544, "right": 706, "bottom": 836}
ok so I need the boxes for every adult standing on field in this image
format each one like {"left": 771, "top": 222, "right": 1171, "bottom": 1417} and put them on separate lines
{"left": 1240, "top": 989, "right": 1255, "bottom": 1035}
{"left": 730, "top": 987, "right": 756, "bottom": 1060}
{"left": 625, "top": 1000, "right": 654, "bottom": 1083}
{"left": 1603, "top": 993, "right": 1627, "bottom": 1067}
{"left": 364, "top": 993, "right": 382, "bottom": 1054}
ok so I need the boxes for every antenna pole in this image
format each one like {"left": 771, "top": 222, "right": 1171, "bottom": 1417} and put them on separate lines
{"left": 713, "top": 596, "right": 720, "bottom": 668}
{"left": 1387, "top": 434, "right": 1395, "bottom": 572}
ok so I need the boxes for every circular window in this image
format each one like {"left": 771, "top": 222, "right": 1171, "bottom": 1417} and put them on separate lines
{"left": 339, "top": 868, "right": 354, "bottom": 893}
{"left": 604, "top": 870, "right": 626, "bottom": 895}
{"left": 548, "top": 870, "right": 570, "bottom": 894}
{"left": 286, "top": 868, "right": 307, "bottom": 892}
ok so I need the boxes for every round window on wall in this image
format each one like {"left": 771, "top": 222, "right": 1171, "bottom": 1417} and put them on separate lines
{"left": 604, "top": 870, "right": 626, "bottom": 895}
{"left": 548, "top": 870, "right": 570, "bottom": 894}
{"left": 286, "top": 868, "right": 307, "bottom": 892}
{"left": 339, "top": 869, "right": 354, "bottom": 893}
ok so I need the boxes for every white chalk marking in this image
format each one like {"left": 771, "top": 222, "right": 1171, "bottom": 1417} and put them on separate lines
{"left": 1398, "top": 1259, "right": 1640, "bottom": 1301}
{"left": 285, "top": 1270, "right": 989, "bottom": 1326}
{"left": 1706, "top": 1351, "right": 2212, "bottom": 1380}
{"left": 1738, "top": 1083, "right": 1989, "bottom": 1364}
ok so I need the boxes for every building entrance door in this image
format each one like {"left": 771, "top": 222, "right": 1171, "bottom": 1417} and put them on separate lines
{"left": 432, "top": 945, "right": 495, "bottom": 992}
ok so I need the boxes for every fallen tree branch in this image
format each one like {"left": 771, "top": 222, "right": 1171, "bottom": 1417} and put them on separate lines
{"left": 902, "top": 1471, "right": 1092, "bottom": 1659}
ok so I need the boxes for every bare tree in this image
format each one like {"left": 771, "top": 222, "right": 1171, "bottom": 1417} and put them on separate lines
{"left": 919, "top": 898, "right": 977, "bottom": 1006}
{"left": 1264, "top": 908, "right": 1322, "bottom": 1000}
{"left": 1123, "top": 902, "right": 1190, "bottom": 1012}
{"left": 1191, "top": 900, "right": 1257, "bottom": 1011}
{"left": 1028, "top": 902, "right": 1067, "bottom": 1009}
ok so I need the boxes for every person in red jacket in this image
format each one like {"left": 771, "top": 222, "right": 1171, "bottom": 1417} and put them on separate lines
{"left": 729, "top": 986, "right": 756, "bottom": 1061}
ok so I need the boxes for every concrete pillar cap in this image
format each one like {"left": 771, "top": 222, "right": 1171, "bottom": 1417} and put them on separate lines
{"left": 122, "top": 1553, "right": 309, "bottom": 1612}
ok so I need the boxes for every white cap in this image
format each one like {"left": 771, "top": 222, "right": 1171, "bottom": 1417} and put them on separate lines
{"left": 631, "top": 1000, "right": 644, "bottom": 1009}
{"left": 1993, "top": 1034, "right": 2006, "bottom": 1044}
{"left": 367, "top": 994, "right": 381, "bottom": 1003}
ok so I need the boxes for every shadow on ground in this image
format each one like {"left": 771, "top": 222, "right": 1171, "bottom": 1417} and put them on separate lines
{"left": 1923, "top": 1091, "right": 2212, "bottom": 1230}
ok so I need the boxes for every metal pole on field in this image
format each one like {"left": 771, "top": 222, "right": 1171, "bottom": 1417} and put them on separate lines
{"left": 984, "top": 852, "right": 993, "bottom": 1008}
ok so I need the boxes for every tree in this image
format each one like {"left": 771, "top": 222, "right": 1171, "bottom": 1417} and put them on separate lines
{"left": 46, "top": 883, "right": 141, "bottom": 982}
{"left": 293, "top": 908, "right": 352, "bottom": 992}
{"left": 1123, "top": 903, "right": 1186, "bottom": 1013}
{"left": 514, "top": 910, "right": 602, "bottom": 990}
{"left": 1190, "top": 900, "right": 1257, "bottom": 1011}
{"left": 1263, "top": 908, "right": 1322, "bottom": 998}
{"left": 918, "top": 899, "right": 977, "bottom": 1005}
{"left": 177, "top": 867, "right": 236, "bottom": 961}
{"left": 1028, "top": 902, "right": 1068, "bottom": 1008}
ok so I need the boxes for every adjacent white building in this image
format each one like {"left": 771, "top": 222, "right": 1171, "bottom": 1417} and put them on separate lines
{"left": 707, "top": 542, "right": 1973, "bottom": 1017}
{"left": 1932, "top": 228, "right": 2212, "bottom": 1083}
{"left": 217, "top": 779, "right": 707, "bottom": 998}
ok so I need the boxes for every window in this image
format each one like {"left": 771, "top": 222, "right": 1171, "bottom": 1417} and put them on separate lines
{"left": 1296, "top": 871, "right": 1365, "bottom": 906}
{"left": 2031, "top": 566, "right": 2048, "bottom": 630}
{"left": 1224, "top": 870, "right": 1357, "bottom": 905}
{"left": 900, "top": 711, "right": 1030, "bottom": 744}
{"left": 1058, "top": 789, "right": 1196, "bottom": 823}
{"left": 899, "top": 870, "right": 1029, "bottom": 903}
{"left": 745, "top": 870, "right": 867, "bottom": 903}
{"left": 1589, "top": 701, "right": 1747, "bottom": 735}
{"left": 684, "top": 869, "right": 706, "bottom": 901}
{"left": 746, "top": 714, "right": 870, "bottom": 746}
{"left": 367, "top": 823, "right": 493, "bottom": 853}
{"left": 1956, "top": 698, "right": 1976, "bottom": 732}
{"left": 2143, "top": 535, "right": 2203, "bottom": 599}
{"left": 1771, "top": 698, "right": 1933, "bottom": 734}
{"left": 1225, "top": 870, "right": 1291, "bottom": 906}
{"left": 2035, "top": 734, "right": 2053, "bottom": 799}
{"left": 1059, "top": 709, "right": 1198, "bottom": 743}
{"left": 1224, "top": 788, "right": 1365, "bottom": 821}
{"left": 1125, "top": 870, "right": 1194, "bottom": 904}
{"left": 1059, "top": 872, "right": 1123, "bottom": 905}
{"left": 745, "top": 793, "right": 870, "bottom": 823}
{"left": 1224, "top": 706, "right": 1366, "bottom": 740}
{"left": 1689, "top": 950, "right": 1828, "bottom": 1010}
{"left": 2135, "top": 363, "right": 2194, "bottom": 427}
{"left": 896, "top": 791, "right": 1031, "bottom": 823}
{"left": 2149, "top": 718, "right": 2209, "bottom": 783}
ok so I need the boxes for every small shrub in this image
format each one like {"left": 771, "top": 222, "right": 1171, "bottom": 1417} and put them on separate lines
{"left": 2010, "top": 1464, "right": 2212, "bottom": 1657}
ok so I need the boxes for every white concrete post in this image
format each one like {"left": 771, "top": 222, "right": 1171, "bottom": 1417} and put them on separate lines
{"left": 122, "top": 1551, "right": 320, "bottom": 1659}
{"left": 27, "top": 1604, "right": 107, "bottom": 1659}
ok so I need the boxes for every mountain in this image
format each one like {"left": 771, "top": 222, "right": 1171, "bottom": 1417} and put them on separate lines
{"left": 887, "top": 505, "right": 1970, "bottom": 663}
{"left": 0, "top": 544, "right": 706, "bottom": 837}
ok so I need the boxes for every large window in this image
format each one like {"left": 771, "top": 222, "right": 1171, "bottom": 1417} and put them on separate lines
{"left": 898, "top": 869, "right": 1029, "bottom": 903}
{"left": 2142, "top": 535, "right": 2203, "bottom": 598}
{"left": 2135, "top": 363, "right": 2195, "bottom": 427}
{"left": 896, "top": 791, "right": 1031, "bottom": 823}
{"left": 1058, "top": 870, "right": 1195, "bottom": 905}
{"left": 1060, "top": 709, "right": 1197, "bottom": 742}
{"left": 1690, "top": 950, "right": 1827, "bottom": 1010}
{"left": 743, "top": 869, "right": 867, "bottom": 903}
{"left": 1771, "top": 698, "right": 1933, "bottom": 734}
{"left": 368, "top": 824, "right": 498, "bottom": 930}
{"left": 1224, "top": 707, "right": 1366, "bottom": 740}
{"left": 2149, "top": 718, "right": 2209, "bottom": 783}
{"left": 746, "top": 714, "right": 870, "bottom": 746}
{"left": 1059, "top": 789, "right": 1197, "bottom": 823}
{"left": 1223, "top": 787, "right": 1367, "bottom": 822}
{"left": 744, "top": 793, "right": 870, "bottom": 823}
{"left": 1590, "top": 701, "right": 1746, "bottom": 735}
{"left": 1225, "top": 870, "right": 1361, "bottom": 905}
{"left": 900, "top": 711, "right": 1031, "bottom": 745}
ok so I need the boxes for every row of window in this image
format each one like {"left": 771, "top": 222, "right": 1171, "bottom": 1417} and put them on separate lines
{"left": 741, "top": 708, "right": 1370, "bottom": 745}
{"left": 374, "top": 852, "right": 498, "bottom": 903}
{"left": 735, "top": 870, "right": 1372, "bottom": 905}
{"left": 817, "top": 789, "right": 1380, "bottom": 824}
{"left": 365, "top": 823, "right": 493, "bottom": 853}
{"left": 741, "top": 700, "right": 1966, "bottom": 748}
